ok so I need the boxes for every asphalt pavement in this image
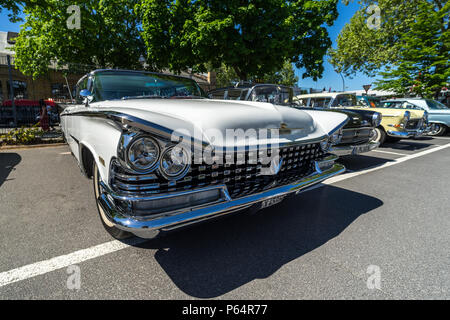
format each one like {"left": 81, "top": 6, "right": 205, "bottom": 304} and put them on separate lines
{"left": 0, "top": 135, "right": 449, "bottom": 299}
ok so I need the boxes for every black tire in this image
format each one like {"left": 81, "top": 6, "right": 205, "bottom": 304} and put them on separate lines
{"left": 428, "top": 124, "right": 447, "bottom": 136}
{"left": 373, "top": 126, "right": 387, "bottom": 145}
{"left": 93, "top": 162, "right": 132, "bottom": 240}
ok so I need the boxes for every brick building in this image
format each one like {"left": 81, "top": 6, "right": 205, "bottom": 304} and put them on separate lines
{"left": 0, "top": 31, "right": 215, "bottom": 104}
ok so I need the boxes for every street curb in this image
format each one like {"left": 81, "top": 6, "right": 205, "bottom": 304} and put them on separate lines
{"left": 0, "top": 143, "right": 67, "bottom": 150}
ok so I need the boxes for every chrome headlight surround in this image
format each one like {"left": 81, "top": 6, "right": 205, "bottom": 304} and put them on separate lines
{"left": 403, "top": 111, "right": 411, "bottom": 122}
{"left": 159, "top": 145, "right": 191, "bottom": 181}
{"left": 423, "top": 111, "right": 429, "bottom": 123}
{"left": 320, "top": 139, "right": 332, "bottom": 152}
{"left": 372, "top": 112, "right": 382, "bottom": 127}
{"left": 126, "top": 136, "right": 161, "bottom": 173}
{"left": 330, "top": 128, "right": 343, "bottom": 145}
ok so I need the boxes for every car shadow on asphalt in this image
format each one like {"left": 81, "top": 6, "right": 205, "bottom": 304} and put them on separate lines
{"left": 131, "top": 185, "right": 383, "bottom": 298}
{"left": 0, "top": 153, "right": 22, "bottom": 188}
{"left": 381, "top": 140, "right": 433, "bottom": 151}
{"left": 338, "top": 154, "right": 396, "bottom": 172}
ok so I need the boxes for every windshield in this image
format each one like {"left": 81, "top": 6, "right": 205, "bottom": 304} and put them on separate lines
{"left": 91, "top": 71, "right": 206, "bottom": 102}
{"left": 331, "top": 94, "right": 357, "bottom": 107}
{"left": 357, "top": 96, "right": 381, "bottom": 108}
{"left": 426, "top": 99, "right": 449, "bottom": 110}
{"left": 249, "top": 86, "right": 292, "bottom": 105}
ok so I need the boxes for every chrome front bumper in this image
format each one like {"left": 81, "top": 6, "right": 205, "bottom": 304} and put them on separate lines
{"left": 331, "top": 141, "right": 380, "bottom": 157}
{"left": 387, "top": 129, "right": 425, "bottom": 138}
{"left": 97, "top": 157, "right": 345, "bottom": 239}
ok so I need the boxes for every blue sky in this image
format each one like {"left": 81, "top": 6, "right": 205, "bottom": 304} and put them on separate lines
{"left": 0, "top": 1, "right": 378, "bottom": 91}
{"left": 296, "top": 0, "right": 379, "bottom": 91}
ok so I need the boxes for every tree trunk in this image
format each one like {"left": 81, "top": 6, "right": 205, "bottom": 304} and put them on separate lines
{"left": 233, "top": 66, "right": 248, "bottom": 81}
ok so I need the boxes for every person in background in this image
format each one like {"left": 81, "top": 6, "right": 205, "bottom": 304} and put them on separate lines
{"left": 39, "top": 99, "right": 49, "bottom": 132}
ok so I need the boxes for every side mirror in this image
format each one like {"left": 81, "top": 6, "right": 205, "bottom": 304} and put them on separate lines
{"left": 80, "top": 89, "right": 93, "bottom": 106}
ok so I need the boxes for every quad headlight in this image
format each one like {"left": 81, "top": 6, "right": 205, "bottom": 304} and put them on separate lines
{"left": 159, "top": 146, "right": 190, "bottom": 180}
{"left": 127, "top": 136, "right": 160, "bottom": 172}
{"left": 372, "top": 112, "right": 382, "bottom": 127}
{"left": 403, "top": 111, "right": 411, "bottom": 122}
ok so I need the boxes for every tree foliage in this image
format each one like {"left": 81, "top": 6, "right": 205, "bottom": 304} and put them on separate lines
{"left": 213, "top": 60, "right": 299, "bottom": 87}
{"left": 329, "top": 0, "right": 449, "bottom": 98}
{"left": 137, "top": 0, "right": 339, "bottom": 81}
{"left": 12, "top": 0, "right": 145, "bottom": 79}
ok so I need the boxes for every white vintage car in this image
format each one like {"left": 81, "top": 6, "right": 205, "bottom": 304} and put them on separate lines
{"left": 61, "top": 70, "right": 348, "bottom": 239}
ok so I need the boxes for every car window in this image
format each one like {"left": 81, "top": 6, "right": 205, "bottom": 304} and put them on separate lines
{"left": 226, "top": 89, "right": 245, "bottom": 100}
{"left": 426, "top": 99, "right": 449, "bottom": 110}
{"left": 310, "top": 98, "right": 331, "bottom": 108}
{"left": 249, "top": 86, "right": 292, "bottom": 105}
{"left": 208, "top": 90, "right": 226, "bottom": 99}
{"left": 295, "top": 98, "right": 310, "bottom": 107}
{"left": 332, "top": 94, "right": 357, "bottom": 107}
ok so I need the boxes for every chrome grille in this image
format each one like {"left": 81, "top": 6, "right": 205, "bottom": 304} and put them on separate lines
{"left": 340, "top": 127, "right": 373, "bottom": 145}
{"left": 406, "top": 119, "right": 423, "bottom": 130}
{"left": 110, "top": 143, "right": 325, "bottom": 199}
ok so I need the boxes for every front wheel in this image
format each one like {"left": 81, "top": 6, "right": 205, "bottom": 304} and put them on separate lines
{"left": 372, "top": 127, "right": 387, "bottom": 145}
{"left": 93, "top": 162, "right": 132, "bottom": 240}
{"left": 428, "top": 124, "right": 447, "bottom": 136}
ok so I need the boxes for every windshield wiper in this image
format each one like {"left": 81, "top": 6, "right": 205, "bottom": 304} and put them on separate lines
{"left": 121, "top": 95, "right": 168, "bottom": 100}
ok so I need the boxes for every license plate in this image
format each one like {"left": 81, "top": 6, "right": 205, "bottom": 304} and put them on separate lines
{"left": 260, "top": 195, "right": 286, "bottom": 209}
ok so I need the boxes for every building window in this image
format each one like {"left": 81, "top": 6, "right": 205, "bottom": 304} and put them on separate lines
{"left": 0, "top": 81, "right": 3, "bottom": 103}
{"left": 7, "top": 80, "right": 28, "bottom": 99}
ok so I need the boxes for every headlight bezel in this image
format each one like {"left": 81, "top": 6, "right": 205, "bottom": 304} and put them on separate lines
{"left": 159, "top": 145, "right": 191, "bottom": 181}
{"left": 372, "top": 112, "right": 382, "bottom": 127}
{"left": 403, "top": 111, "right": 411, "bottom": 122}
{"left": 126, "top": 135, "right": 161, "bottom": 173}
{"left": 330, "top": 128, "right": 344, "bottom": 145}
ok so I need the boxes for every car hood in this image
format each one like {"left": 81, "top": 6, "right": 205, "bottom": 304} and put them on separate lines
{"left": 353, "top": 107, "right": 425, "bottom": 119}
{"left": 89, "top": 99, "right": 348, "bottom": 148}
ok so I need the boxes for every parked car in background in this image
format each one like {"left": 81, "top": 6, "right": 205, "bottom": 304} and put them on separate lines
{"left": 0, "top": 99, "right": 59, "bottom": 126}
{"left": 209, "top": 84, "right": 381, "bottom": 156}
{"left": 61, "top": 70, "right": 348, "bottom": 240}
{"left": 296, "top": 92, "right": 427, "bottom": 144}
{"left": 381, "top": 99, "right": 450, "bottom": 136}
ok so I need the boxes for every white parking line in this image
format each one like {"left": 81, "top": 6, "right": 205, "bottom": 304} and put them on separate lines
{"left": 429, "top": 136, "right": 450, "bottom": 140}
{"left": 0, "top": 238, "right": 146, "bottom": 288}
{"left": 1, "top": 142, "right": 450, "bottom": 288}
{"left": 371, "top": 149, "right": 407, "bottom": 156}
{"left": 324, "top": 143, "right": 450, "bottom": 185}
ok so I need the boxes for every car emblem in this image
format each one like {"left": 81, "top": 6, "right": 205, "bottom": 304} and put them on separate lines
{"left": 279, "top": 122, "right": 292, "bottom": 135}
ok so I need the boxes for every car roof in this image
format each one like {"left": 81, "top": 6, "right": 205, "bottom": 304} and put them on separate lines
{"left": 295, "top": 92, "right": 352, "bottom": 98}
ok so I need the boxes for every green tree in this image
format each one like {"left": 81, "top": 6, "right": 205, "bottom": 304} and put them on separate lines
{"left": 212, "top": 60, "right": 299, "bottom": 87}
{"left": 329, "top": 0, "right": 449, "bottom": 98}
{"left": 137, "top": 0, "right": 339, "bottom": 81}
{"left": 12, "top": 0, "right": 145, "bottom": 79}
